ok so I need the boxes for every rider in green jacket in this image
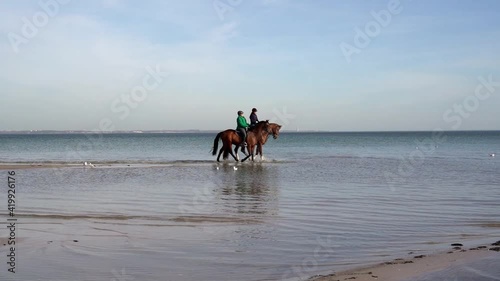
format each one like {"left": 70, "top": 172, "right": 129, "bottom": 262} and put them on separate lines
{"left": 236, "top": 110, "right": 250, "bottom": 146}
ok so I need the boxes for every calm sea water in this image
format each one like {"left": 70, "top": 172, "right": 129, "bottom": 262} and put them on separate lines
{"left": 1, "top": 131, "right": 499, "bottom": 281}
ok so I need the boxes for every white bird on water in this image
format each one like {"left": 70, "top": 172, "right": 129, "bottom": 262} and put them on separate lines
{"left": 490, "top": 153, "right": 495, "bottom": 157}
{"left": 84, "top": 162, "right": 96, "bottom": 168}
{"left": 233, "top": 166, "right": 238, "bottom": 171}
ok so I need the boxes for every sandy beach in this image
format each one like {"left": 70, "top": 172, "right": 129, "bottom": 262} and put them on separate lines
{"left": 311, "top": 241, "right": 500, "bottom": 281}
{"left": 2, "top": 233, "right": 499, "bottom": 281}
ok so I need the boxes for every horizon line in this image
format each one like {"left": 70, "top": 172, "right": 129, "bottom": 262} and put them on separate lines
{"left": 1, "top": 129, "right": 500, "bottom": 134}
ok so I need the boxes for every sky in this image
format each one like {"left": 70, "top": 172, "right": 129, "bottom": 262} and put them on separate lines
{"left": 1, "top": 0, "right": 499, "bottom": 131}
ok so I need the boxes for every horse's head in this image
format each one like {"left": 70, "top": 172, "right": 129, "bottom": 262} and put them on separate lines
{"left": 268, "top": 123, "right": 282, "bottom": 139}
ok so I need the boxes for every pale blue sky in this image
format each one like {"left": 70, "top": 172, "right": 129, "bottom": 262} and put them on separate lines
{"left": 1, "top": 0, "right": 499, "bottom": 131}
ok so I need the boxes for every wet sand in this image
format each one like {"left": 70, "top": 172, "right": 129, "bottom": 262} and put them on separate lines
{"left": 2, "top": 163, "right": 499, "bottom": 280}
{"left": 3, "top": 236, "right": 498, "bottom": 280}
{"left": 311, "top": 242, "right": 500, "bottom": 281}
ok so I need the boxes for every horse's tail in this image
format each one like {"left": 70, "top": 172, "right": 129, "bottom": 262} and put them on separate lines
{"left": 212, "top": 132, "right": 223, "bottom": 156}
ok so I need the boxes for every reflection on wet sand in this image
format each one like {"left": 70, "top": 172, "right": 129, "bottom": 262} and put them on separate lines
{"left": 213, "top": 163, "right": 281, "bottom": 217}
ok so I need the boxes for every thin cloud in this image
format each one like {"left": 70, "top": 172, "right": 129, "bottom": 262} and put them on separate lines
{"left": 1, "top": 0, "right": 499, "bottom": 131}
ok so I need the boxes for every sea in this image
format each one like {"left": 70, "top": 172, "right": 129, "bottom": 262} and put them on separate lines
{"left": 0, "top": 131, "right": 499, "bottom": 281}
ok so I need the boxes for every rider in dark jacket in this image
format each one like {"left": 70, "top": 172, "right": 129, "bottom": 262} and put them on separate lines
{"left": 249, "top": 108, "right": 259, "bottom": 128}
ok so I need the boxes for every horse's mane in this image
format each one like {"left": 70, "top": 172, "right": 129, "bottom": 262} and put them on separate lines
{"left": 248, "top": 120, "right": 269, "bottom": 132}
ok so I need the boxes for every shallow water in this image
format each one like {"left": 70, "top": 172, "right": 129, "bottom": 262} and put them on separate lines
{"left": 1, "top": 132, "right": 499, "bottom": 280}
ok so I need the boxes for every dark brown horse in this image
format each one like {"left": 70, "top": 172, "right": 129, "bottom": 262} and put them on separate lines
{"left": 212, "top": 121, "right": 270, "bottom": 162}
{"left": 246, "top": 122, "right": 282, "bottom": 162}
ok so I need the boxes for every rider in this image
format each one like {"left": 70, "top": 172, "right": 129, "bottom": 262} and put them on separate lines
{"left": 249, "top": 108, "right": 259, "bottom": 128}
{"left": 236, "top": 110, "right": 250, "bottom": 146}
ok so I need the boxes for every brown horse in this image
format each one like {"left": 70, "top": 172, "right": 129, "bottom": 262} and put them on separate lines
{"left": 212, "top": 121, "right": 270, "bottom": 162}
{"left": 245, "top": 123, "right": 282, "bottom": 162}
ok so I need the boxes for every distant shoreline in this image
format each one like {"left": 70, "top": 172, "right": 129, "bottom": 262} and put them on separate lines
{"left": 1, "top": 130, "right": 499, "bottom": 135}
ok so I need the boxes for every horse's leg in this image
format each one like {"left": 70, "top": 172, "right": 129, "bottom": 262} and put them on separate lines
{"left": 217, "top": 147, "right": 224, "bottom": 162}
{"left": 222, "top": 141, "right": 229, "bottom": 160}
{"left": 227, "top": 141, "right": 239, "bottom": 162}
{"left": 241, "top": 153, "right": 251, "bottom": 162}
{"left": 241, "top": 144, "right": 252, "bottom": 162}
{"left": 229, "top": 148, "right": 239, "bottom": 162}
{"left": 234, "top": 146, "right": 240, "bottom": 161}
{"left": 240, "top": 145, "right": 248, "bottom": 156}
{"left": 258, "top": 144, "right": 265, "bottom": 161}
{"left": 248, "top": 144, "right": 254, "bottom": 162}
